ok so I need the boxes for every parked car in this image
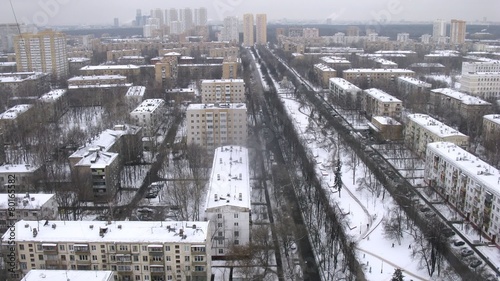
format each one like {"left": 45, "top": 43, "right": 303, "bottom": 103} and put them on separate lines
{"left": 453, "top": 241, "right": 465, "bottom": 247}
{"left": 469, "top": 259, "right": 482, "bottom": 268}
{"left": 460, "top": 249, "right": 474, "bottom": 257}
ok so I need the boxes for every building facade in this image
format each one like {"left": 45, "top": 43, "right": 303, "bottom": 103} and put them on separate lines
{"left": 14, "top": 30, "right": 68, "bottom": 79}
{"left": 328, "top": 78, "right": 362, "bottom": 109}
{"left": 460, "top": 72, "right": 500, "bottom": 101}
{"left": 205, "top": 146, "right": 251, "bottom": 256}
{"left": 482, "top": 114, "right": 500, "bottom": 152}
{"left": 424, "top": 142, "right": 500, "bottom": 244}
{"left": 1, "top": 220, "right": 212, "bottom": 281}
{"left": 404, "top": 114, "right": 469, "bottom": 157}
{"left": 450, "top": 19, "right": 466, "bottom": 44}
{"left": 242, "top": 14, "right": 254, "bottom": 47}
{"left": 255, "top": 14, "right": 267, "bottom": 45}
{"left": 130, "top": 99, "right": 166, "bottom": 137}
{"left": 200, "top": 79, "right": 245, "bottom": 103}
{"left": 343, "top": 68, "right": 415, "bottom": 86}
{"left": 429, "top": 88, "right": 492, "bottom": 120}
{"left": 186, "top": 103, "right": 247, "bottom": 151}
{"left": 220, "top": 17, "right": 239, "bottom": 43}
{"left": 362, "top": 88, "right": 403, "bottom": 119}
{"left": 314, "top": 64, "right": 337, "bottom": 89}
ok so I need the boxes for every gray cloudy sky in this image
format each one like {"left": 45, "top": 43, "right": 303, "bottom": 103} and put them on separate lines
{"left": 1, "top": 0, "right": 498, "bottom": 26}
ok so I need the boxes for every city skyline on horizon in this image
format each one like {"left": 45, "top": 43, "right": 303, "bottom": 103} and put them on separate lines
{"left": 0, "top": 0, "right": 498, "bottom": 27}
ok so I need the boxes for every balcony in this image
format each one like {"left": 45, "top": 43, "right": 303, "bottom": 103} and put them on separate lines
{"left": 42, "top": 244, "right": 58, "bottom": 253}
{"left": 116, "top": 265, "right": 133, "bottom": 272}
{"left": 116, "top": 254, "right": 132, "bottom": 263}
{"left": 74, "top": 244, "right": 89, "bottom": 253}
{"left": 150, "top": 265, "right": 165, "bottom": 273}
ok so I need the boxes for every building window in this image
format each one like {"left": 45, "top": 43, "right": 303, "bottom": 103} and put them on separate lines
{"left": 234, "top": 213, "right": 238, "bottom": 219}
{"left": 234, "top": 231, "right": 239, "bottom": 237}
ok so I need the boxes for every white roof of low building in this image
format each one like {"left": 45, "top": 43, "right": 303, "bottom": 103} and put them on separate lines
{"left": 6, "top": 220, "right": 210, "bottom": 244}
{"left": 397, "top": 76, "right": 432, "bottom": 88}
{"left": 0, "top": 104, "right": 33, "bottom": 119}
{"left": 314, "top": 63, "right": 336, "bottom": 72}
{"left": 0, "top": 62, "right": 16, "bottom": 66}
{"left": 431, "top": 88, "right": 491, "bottom": 105}
{"left": 372, "top": 116, "right": 401, "bottom": 126}
{"left": 206, "top": 146, "right": 251, "bottom": 211}
{"left": 80, "top": 64, "right": 140, "bottom": 71}
{"left": 484, "top": 114, "right": 500, "bottom": 125}
{"left": 0, "top": 193, "right": 55, "bottom": 210}
{"left": 68, "top": 75, "right": 127, "bottom": 82}
{"left": 39, "top": 89, "right": 67, "bottom": 102}
{"left": 407, "top": 114, "right": 467, "bottom": 138}
{"left": 371, "top": 57, "right": 398, "bottom": 66}
{"left": 126, "top": 86, "right": 146, "bottom": 97}
{"left": 21, "top": 270, "right": 113, "bottom": 281}
{"left": 461, "top": 71, "right": 500, "bottom": 76}
{"left": 0, "top": 164, "right": 39, "bottom": 174}
{"left": 320, "top": 56, "right": 351, "bottom": 64}
{"left": 344, "top": 68, "right": 415, "bottom": 74}
{"left": 427, "top": 142, "right": 500, "bottom": 196}
{"left": 364, "top": 88, "right": 402, "bottom": 103}
{"left": 75, "top": 150, "right": 118, "bottom": 168}
{"left": 375, "top": 50, "right": 416, "bottom": 54}
{"left": 187, "top": 103, "right": 247, "bottom": 110}
{"left": 329, "top": 77, "right": 361, "bottom": 92}
{"left": 201, "top": 79, "right": 244, "bottom": 85}
{"left": 131, "top": 99, "right": 165, "bottom": 114}
{"left": 68, "top": 57, "right": 90, "bottom": 63}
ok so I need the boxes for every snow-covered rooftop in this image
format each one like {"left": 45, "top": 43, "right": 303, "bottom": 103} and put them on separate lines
{"left": 6, "top": 220, "right": 210, "bottom": 244}
{"left": 21, "top": 270, "right": 113, "bottom": 281}
{"left": 75, "top": 150, "right": 119, "bottom": 168}
{"left": 68, "top": 57, "right": 90, "bottom": 63}
{"left": 425, "top": 50, "right": 460, "bottom": 57}
{"left": 0, "top": 72, "right": 45, "bottom": 83}
{"left": 407, "top": 114, "right": 467, "bottom": 138}
{"left": 80, "top": 64, "right": 140, "bottom": 71}
{"left": 329, "top": 77, "right": 361, "bottom": 92}
{"left": 320, "top": 56, "right": 351, "bottom": 64}
{"left": 371, "top": 57, "right": 397, "bottom": 66}
{"left": 0, "top": 62, "right": 16, "bottom": 66}
{"left": 0, "top": 104, "right": 33, "bottom": 119}
{"left": 206, "top": 146, "right": 251, "bottom": 210}
{"left": 125, "top": 86, "right": 146, "bottom": 97}
{"left": 201, "top": 79, "right": 244, "bottom": 85}
{"left": 68, "top": 75, "right": 127, "bottom": 82}
{"left": 397, "top": 76, "right": 432, "bottom": 88}
{"left": 375, "top": 50, "right": 416, "bottom": 54}
{"left": 364, "top": 88, "right": 402, "bottom": 103}
{"left": 372, "top": 116, "right": 401, "bottom": 126}
{"left": 0, "top": 164, "right": 39, "bottom": 174}
{"left": 39, "top": 89, "right": 67, "bottom": 102}
{"left": 344, "top": 68, "right": 415, "bottom": 74}
{"left": 461, "top": 71, "right": 500, "bottom": 76}
{"left": 427, "top": 142, "right": 500, "bottom": 195}
{"left": 131, "top": 99, "right": 165, "bottom": 114}
{"left": 409, "top": 63, "right": 445, "bottom": 67}
{"left": 0, "top": 194, "right": 55, "bottom": 210}
{"left": 484, "top": 114, "right": 500, "bottom": 125}
{"left": 314, "top": 63, "right": 336, "bottom": 72}
{"left": 187, "top": 103, "right": 246, "bottom": 110}
{"left": 431, "top": 88, "right": 491, "bottom": 105}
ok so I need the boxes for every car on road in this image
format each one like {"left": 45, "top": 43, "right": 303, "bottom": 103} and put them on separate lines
{"left": 419, "top": 207, "right": 430, "bottom": 212}
{"left": 453, "top": 240, "right": 465, "bottom": 247}
{"left": 145, "top": 191, "right": 158, "bottom": 199}
{"left": 469, "top": 258, "right": 482, "bottom": 268}
{"left": 460, "top": 248, "right": 474, "bottom": 257}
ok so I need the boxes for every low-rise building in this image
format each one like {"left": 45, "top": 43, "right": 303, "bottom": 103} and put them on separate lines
{"left": 1, "top": 220, "right": 212, "bottom": 281}
{"left": 314, "top": 64, "right": 337, "bottom": 89}
{"left": 125, "top": 86, "right": 146, "bottom": 111}
{"left": 397, "top": 76, "right": 431, "bottom": 111}
{"left": 362, "top": 88, "right": 403, "bottom": 119}
{"left": 370, "top": 57, "right": 398, "bottom": 69}
{"left": 369, "top": 116, "right": 403, "bottom": 141}
{"left": 79, "top": 65, "right": 141, "bottom": 84}
{"left": 0, "top": 164, "right": 41, "bottom": 192}
{"left": 482, "top": 114, "right": 500, "bottom": 152}
{"left": 343, "top": 68, "right": 415, "bottom": 86}
{"left": 462, "top": 60, "right": 500, "bottom": 75}
{"left": 222, "top": 57, "right": 240, "bottom": 79}
{"left": 130, "top": 99, "right": 166, "bottom": 137}
{"left": 205, "top": 146, "right": 251, "bottom": 256}
{"left": 67, "top": 75, "right": 130, "bottom": 89}
{"left": 200, "top": 79, "right": 245, "bottom": 103}
{"left": 460, "top": 72, "right": 500, "bottom": 101}
{"left": 328, "top": 77, "right": 362, "bottom": 109}
{"left": 0, "top": 193, "right": 58, "bottom": 234}
{"left": 37, "top": 89, "right": 68, "bottom": 122}
{"left": 408, "top": 63, "right": 446, "bottom": 74}
{"left": 68, "top": 57, "right": 91, "bottom": 76}
{"left": 107, "top": 49, "right": 141, "bottom": 62}
{"left": 404, "top": 114, "right": 469, "bottom": 157}
{"left": 0, "top": 104, "right": 34, "bottom": 139}
{"left": 424, "top": 142, "right": 500, "bottom": 244}
{"left": 429, "top": 88, "right": 492, "bottom": 120}
{"left": 319, "top": 56, "right": 352, "bottom": 70}
{"left": 0, "top": 72, "right": 50, "bottom": 98}
{"left": 187, "top": 103, "right": 247, "bottom": 151}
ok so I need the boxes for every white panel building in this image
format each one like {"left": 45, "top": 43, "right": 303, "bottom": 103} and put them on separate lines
{"left": 200, "top": 79, "right": 245, "bottom": 103}
{"left": 205, "top": 146, "right": 251, "bottom": 256}
{"left": 130, "top": 99, "right": 166, "bottom": 137}
{"left": 460, "top": 72, "right": 500, "bottom": 101}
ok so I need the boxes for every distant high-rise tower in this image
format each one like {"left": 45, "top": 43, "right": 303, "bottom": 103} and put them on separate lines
{"left": 153, "top": 8, "right": 164, "bottom": 26}
{"left": 432, "top": 19, "right": 447, "bottom": 41}
{"left": 450, "top": 19, "right": 466, "bottom": 44}
{"left": 183, "top": 8, "right": 194, "bottom": 31}
{"left": 114, "top": 18, "right": 119, "bottom": 27}
{"left": 14, "top": 30, "right": 68, "bottom": 79}
{"left": 194, "top": 7, "right": 208, "bottom": 26}
{"left": 220, "top": 16, "right": 239, "bottom": 42}
{"left": 243, "top": 14, "right": 254, "bottom": 47}
{"left": 136, "top": 9, "right": 143, "bottom": 26}
{"left": 255, "top": 14, "right": 267, "bottom": 45}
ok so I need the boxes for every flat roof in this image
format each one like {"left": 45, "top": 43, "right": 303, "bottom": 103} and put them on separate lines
{"left": 80, "top": 64, "right": 140, "bottom": 71}
{"left": 131, "top": 99, "right": 165, "bottom": 114}
{"left": 329, "top": 77, "right": 361, "bottom": 91}
{"left": 0, "top": 194, "right": 55, "bottom": 210}
{"left": 314, "top": 63, "right": 336, "bottom": 72}
{"left": 0, "top": 104, "right": 33, "bottom": 119}
{"left": 68, "top": 57, "right": 90, "bottom": 63}
{"left": 483, "top": 114, "right": 500, "bottom": 125}
{"left": 461, "top": 72, "right": 500, "bottom": 76}
{"left": 75, "top": 150, "right": 119, "bottom": 168}
{"left": 407, "top": 114, "right": 467, "bottom": 138}
{"left": 68, "top": 75, "right": 127, "bottom": 81}
{"left": 0, "top": 164, "right": 39, "bottom": 174}
{"left": 125, "top": 86, "right": 146, "bottom": 97}
{"left": 39, "top": 89, "right": 67, "bottom": 102}
{"left": 344, "top": 68, "right": 414, "bottom": 74}
{"left": 320, "top": 56, "right": 351, "bottom": 64}
{"left": 397, "top": 76, "right": 432, "bottom": 88}
{"left": 427, "top": 142, "right": 500, "bottom": 196}
{"left": 371, "top": 57, "right": 398, "bottom": 66}
{"left": 187, "top": 103, "right": 247, "bottom": 110}
{"left": 375, "top": 50, "right": 416, "bottom": 54}
{"left": 372, "top": 116, "right": 401, "bottom": 125}
{"left": 0, "top": 62, "right": 16, "bottom": 66}
{"left": 431, "top": 88, "right": 491, "bottom": 105}
{"left": 364, "top": 88, "right": 402, "bottom": 103}
{"left": 409, "top": 63, "right": 445, "bottom": 68}
{"left": 7, "top": 220, "right": 210, "bottom": 244}
{"left": 206, "top": 146, "right": 251, "bottom": 210}
{"left": 22, "top": 270, "right": 113, "bottom": 281}
{"left": 201, "top": 79, "right": 244, "bottom": 85}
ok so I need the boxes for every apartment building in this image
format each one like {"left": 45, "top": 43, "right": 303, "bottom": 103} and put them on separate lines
{"left": 0, "top": 72, "right": 50, "bottom": 98}
{"left": 222, "top": 58, "right": 240, "bottom": 79}
{"left": 460, "top": 72, "right": 500, "bottom": 101}
{"left": 482, "top": 114, "right": 500, "bottom": 152}
{"left": 429, "top": 88, "right": 492, "bottom": 120}
{"left": 369, "top": 116, "right": 403, "bottom": 141}
{"left": 37, "top": 89, "right": 68, "bottom": 122}
{"left": 242, "top": 14, "right": 254, "bottom": 47}
{"left": 0, "top": 104, "right": 34, "bottom": 137}
{"left": 205, "top": 146, "right": 251, "bottom": 256}
{"left": 404, "top": 114, "right": 469, "bottom": 157}
{"left": 397, "top": 76, "right": 431, "bottom": 97}
{"left": 362, "top": 88, "right": 403, "bottom": 119}
{"left": 0, "top": 164, "right": 41, "bottom": 192}
{"left": 255, "top": 14, "right": 267, "bottom": 45}
{"left": 0, "top": 193, "right": 57, "bottom": 234}
{"left": 154, "top": 55, "right": 179, "bottom": 87}
{"left": 450, "top": 19, "right": 467, "bottom": 44}
{"left": 314, "top": 64, "right": 337, "bottom": 89}
{"left": 14, "top": 30, "right": 69, "bottom": 79}
{"left": 424, "top": 142, "right": 500, "bottom": 244}
{"left": 21, "top": 270, "right": 114, "bottom": 281}
{"left": 200, "top": 79, "right": 245, "bottom": 103}
{"left": 433, "top": 19, "right": 447, "bottom": 42}
{"left": 462, "top": 61, "right": 500, "bottom": 74}
{"left": 79, "top": 65, "right": 141, "bottom": 83}
{"left": 67, "top": 75, "right": 130, "bottom": 89}
{"left": 186, "top": 103, "right": 247, "bottom": 150}
{"left": 343, "top": 68, "right": 415, "bottom": 86}
{"left": 328, "top": 78, "right": 362, "bottom": 108}
{"left": 130, "top": 99, "right": 166, "bottom": 137}
{"left": 319, "top": 56, "right": 351, "bottom": 70}
{"left": 106, "top": 49, "right": 141, "bottom": 62}
{"left": 125, "top": 86, "right": 146, "bottom": 110}
{"left": 219, "top": 17, "right": 239, "bottom": 43}
{"left": 2, "top": 220, "right": 212, "bottom": 281}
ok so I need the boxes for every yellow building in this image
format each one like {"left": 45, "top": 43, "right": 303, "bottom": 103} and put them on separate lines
{"left": 256, "top": 14, "right": 267, "bottom": 45}
{"left": 222, "top": 58, "right": 240, "bottom": 79}
{"left": 314, "top": 64, "right": 337, "bottom": 89}
{"left": 243, "top": 14, "right": 254, "bottom": 47}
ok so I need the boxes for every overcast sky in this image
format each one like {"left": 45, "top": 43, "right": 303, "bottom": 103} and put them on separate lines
{"left": 1, "top": 0, "right": 498, "bottom": 26}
